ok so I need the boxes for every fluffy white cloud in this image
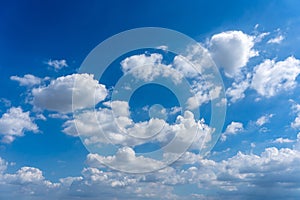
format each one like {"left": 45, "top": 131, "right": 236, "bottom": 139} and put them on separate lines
{"left": 121, "top": 53, "right": 183, "bottom": 84}
{"left": 267, "top": 35, "right": 284, "bottom": 44}
{"left": 63, "top": 101, "right": 212, "bottom": 155}
{"left": 32, "top": 73, "right": 107, "bottom": 113}
{"left": 62, "top": 103, "right": 137, "bottom": 145}
{"left": 10, "top": 74, "right": 42, "bottom": 87}
{"left": 221, "top": 122, "right": 243, "bottom": 141}
{"left": 251, "top": 56, "right": 300, "bottom": 97}
{"left": 178, "top": 147, "right": 300, "bottom": 199}
{"left": 83, "top": 143, "right": 300, "bottom": 199}
{"left": 0, "top": 107, "right": 38, "bottom": 143}
{"left": 46, "top": 59, "right": 68, "bottom": 70}
{"left": 5, "top": 167, "right": 45, "bottom": 184}
{"left": 87, "top": 147, "right": 164, "bottom": 173}
{"left": 255, "top": 114, "right": 274, "bottom": 126}
{"left": 209, "top": 31, "right": 258, "bottom": 77}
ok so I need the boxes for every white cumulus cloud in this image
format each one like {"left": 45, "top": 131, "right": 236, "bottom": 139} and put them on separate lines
{"left": 0, "top": 107, "right": 38, "bottom": 143}
{"left": 251, "top": 56, "right": 300, "bottom": 97}
{"left": 121, "top": 53, "right": 183, "bottom": 84}
{"left": 10, "top": 74, "right": 42, "bottom": 87}
{"left": 209, "top": 30, "right": 258, "bottom": 77}
{"left": 32, "top": 73, "right": 107, "bottom": 113}
{"left": 86, "top": 147, "right": 164, "bottom": 173}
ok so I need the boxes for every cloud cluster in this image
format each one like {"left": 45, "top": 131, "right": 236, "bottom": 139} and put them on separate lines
{"left": 0, "top": 161, "right": 60, "bottom": 200}
{"left": 3, "top": 139, "right": 300, "bottom": 200}
{"left": 63, "top": 100, "right": 213, "bottom": 152}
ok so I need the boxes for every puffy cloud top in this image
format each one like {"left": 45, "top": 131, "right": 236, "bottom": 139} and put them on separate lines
{"left": 209, "top": 30, "right": 257, "bottom": 77}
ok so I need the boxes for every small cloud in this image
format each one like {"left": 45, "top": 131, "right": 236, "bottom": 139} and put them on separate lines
{"left": 272, "top": 138, "right": 294, "bottom": 144}
{"left": 267, "top": 35, "right": 284, "bottom": 44}
{"left": 157, "top": 45, "right": 168, "bottom": 51}
{"left": 10, "top": 74, "right": 41, "bottom": 87}
{"left": 0, "top": 98, "right": 11, "bottom": 107}
{"left": 48, "top": 113, "right": 70, "bottom": 120}
{"left": 46, "top": 59, "right": 68, "bottom": 71}
{"left": 255, "top": 32, "right": 270, "bottom": 43}
{"left": 255, "top": 114, "right": 274, "bottom": 127}
{"left": 221, "top": 122, "right": 244, "bottom": 141}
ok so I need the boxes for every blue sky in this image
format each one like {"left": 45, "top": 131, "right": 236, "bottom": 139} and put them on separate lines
{"left": 1, "top": 0, "right": 300, "bottom": 199}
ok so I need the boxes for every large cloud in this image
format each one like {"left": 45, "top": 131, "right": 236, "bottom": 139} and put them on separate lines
{"left": 251, "top": 56, "right": 300, "bottom": 97}
{"left": 209, "top": 31, "right": 258, "bottom": 77}
{"left": 32, "top": 73, "right": 107, "bottom": 113}
{"left": 0, "top": 107, "right": 38, "bottom": 143}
